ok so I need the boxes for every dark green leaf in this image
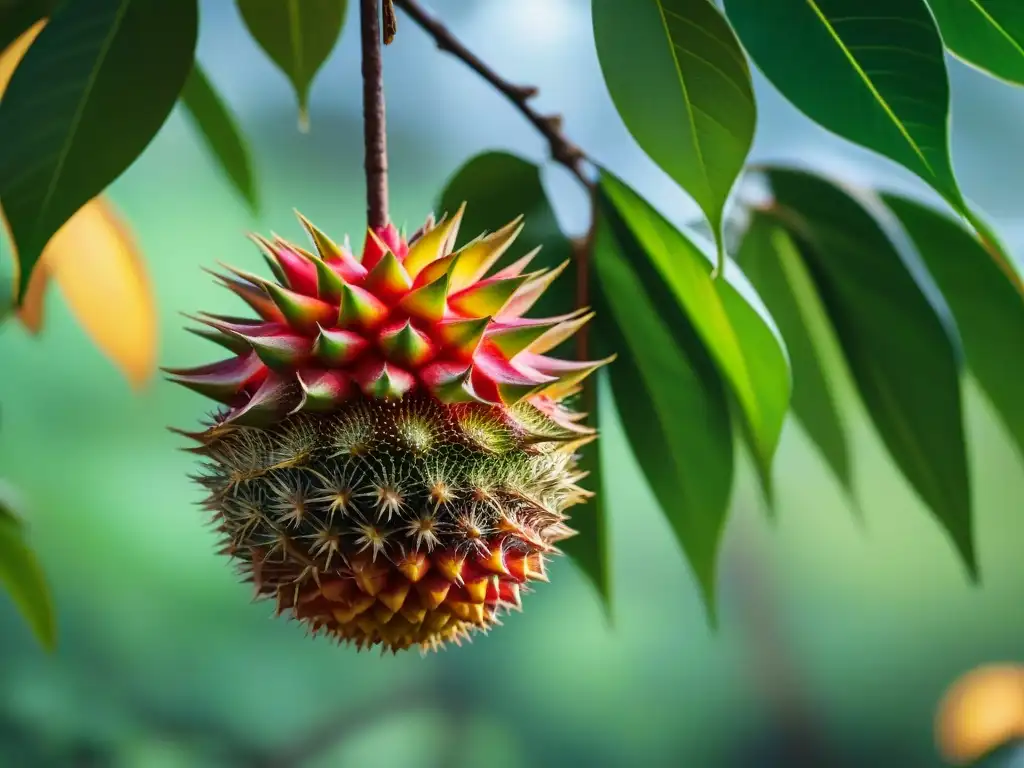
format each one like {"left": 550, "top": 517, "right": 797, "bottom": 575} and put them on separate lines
{"left": 437, "top": 151, "right": 575, "bottom": 321}
{"left": 236, "top": 0, "right": 347, "bottom": 129}
{"left": 592, "top": 0, "right": 755, "bottom": 271}
{"left": 881, "top": 193, "right": 1024, "bottom": 460}
{"left": 765, "top": 167, "right": 976, "bottom": 577}
{"left": 0, "top": 0, "right": 198, "bottom": 302}
{"left": 599, "top": 170, "right": 790, "bottom": 497}
{"left": 592, "top": 210, "right": 733, "bottom": 616}
{"left": 0, "top": 490, "right": 55, "bottom": 649}
{"left": 737, "top": 212, "right": 852, "bottom": 496}
{"left": 0, "top": 0, "right": 50, "bottom": 53}
{"left": 180, "top": 63, "right": 259, "bottom": 213}
{"left": 928, "top": 0, "right": 1024, "bottom": 85}
{"left": 724, "top": 0, "right": 975, "bottom": 236}
{"left": 558, "top": 376, "right": 612, "bottom": 619}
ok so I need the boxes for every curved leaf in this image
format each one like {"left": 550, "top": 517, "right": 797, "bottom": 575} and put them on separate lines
{"left": 723, "top": 0, "right": 1006, "bottom": 279}
{"left": 0, "top": 0, "right": 50, "bottom": 53}
{"left": 437, "top": 151, "right": 575, "bottom": 321}
{"left": 0, "top": 490, "right": 55, "bottom": 650}
{"left": 592, "top": 0, "right": 755, "bottom": 271}
{"left": 927, "top": 0, "right": 1024, "bottom": 85}
{"left": 180, "top": 63, "right": 258, "bottom": 213}
{"left": 737, "top": 213, "right": 853, "bottom": 496}
{"left": 236, "top": 0, "right": 347, "bottom": 129}
{"left": 881, "top": 193, "right": 1024, "bottom": 461}
{"left": 599, "top": 170, "right": 790, "bottom": 494}
{"left": 765, "top": 167, "right": 976, "bottom": 577}
{"left": 592, "top": 210, "right": 733, "bottom": 616}
{"left": 0, "top": 0, "right": 198, "bottom": 303}
{"left": 17, "top": 197, "right": 157, "bottom": 387}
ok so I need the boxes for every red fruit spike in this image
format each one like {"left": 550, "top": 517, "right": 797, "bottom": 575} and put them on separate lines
{"left": 477, "top": 545, "right": 509, "bottom": 576}
{"left": 447, "top": 273, "right": 534, "bottom": 317}
{"left": 504, "top": 551, "right": 527, "bottom": 582}
{"left": 434, "top": 550, "right": 466, "bottom": 584}
{"left": 362, "top": 248, "right": 412, "bottom": 299}
{"left": 420, "top": 361, "right": 480, "bottom": 404}
{"left": 377, "top": 222, "right": 408, "bottom": 259}
{"left": 263, "top": 282, "right": 336, "bottom": 333}
{"left": 295, "top": 213, "right": 367, "bottom": 283}
{"left": 447, "top": 216, "right": 524, "bottom": 292}
{"left": 525, "top": 553, "right": 548, "bottom": 582}
{"left": 379, "top": 320, "right": 435, "bottom": 366}
{"left": 163, "top": 351, "right": 264, "bottom": 403}
{"left": 240, "top": 331, "right": 312, "bottom": 370}
{"left": 353, "top": 358, "right": 415, "bottom": 399}
{"left": 397, "top": 273, "right": 449, "bottom": 323}
{"left": 436, "top": 316, "right": 491, "bottom": 359}
{"left": 520, "top": 352, "right": 616, "bottom": 401}
{"left": 415, "top": 575, "right": 452, "bottom": 610}
{"left": 269, "top": 240, "right": 319, "bottom": 296}
{"left": 492, "top": 246, "right": 541, "bottom": 279}
{"left": 496, "top": 259, "right": 570, "bottom": 320}
{"left": 361, "top": 228, "right": 390, "bottom": 271}
{"left": 312, "top": 327, "right": 369, "bottom": 366}
{"left": 396, "top": 552, "right": 430, "bottom": 583}
{"left": 403, "top": 204, "right": 465, "bottom": 278}
{"left": 378, "top": 581, "right": 412, "bottom": 613}
{"left": 338, "top": 284, "right": 389, "bottom": 331}
{"left": 471, "top": 340, "right": 556, "bottom": 405}
{"left": 293, "top": 369, "right": 352, "bottom": 412}
{"left": 485, "top": 311, "right": 589, "bottom": 359}
{"left": 223, "top": 372, "right": 298, "bottom": 426}
{"left": 208, "top": 269, "right": 285, "bottom": 322}
{"left": 497, "top": 581, "right": 522, "bottom": 609}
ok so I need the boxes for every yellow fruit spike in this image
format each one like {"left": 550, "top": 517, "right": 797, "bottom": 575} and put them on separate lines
{"left": 436, "top": 316, "right": 491, "bottom": 358}
{"left": 397, "top": 552, "right": 431, "bottom": 583}
{"left": 295, "top": 210, "right": 348, "bottom": 263}
{"left": 447, "top": 216, "right": 525, "bottom": 292}
{"left": 378, "top": 581, "right": 411, "bottom": 613}
{"left": 447, "top": 273, "right": 534, "bottom": 317}
{"left": 413, "top": 251, "right": 457, "bottom": 288}
{"left": 493, "top": 246, "right": 541, "bottom": 279}
{"left": 416, "top": 576, "right": 451, "bottom": 610}
{"left": 486, "top": 310, "right": 588, "bottom": 359}
{"left": 528, "top": 311, "right": 594, "bottom": 355}
{"left": 533, "top": 355, "right": 616, "bottom": 401}
{"left": 462, "top": 575, "right": 491, "bottom": 604}
{"left": 363, "top": 248, "right": 412, "bottom": 297}
{"left": 338, "top": 283, "right": 389, "bottom": 330}
{"left": 497, "top": 260, "right": 570, "bottom": 320}
{"left": 435, "top": 551, "right": 466, "bottom": 584}
{"left": 403, "top": 202, "right": 466, "bottom": 278}
{"left": 477, "top": 546, "right": 508, "bottom": 575}
{"left": 398, "top": 273, "right": 449, "bottom": 323}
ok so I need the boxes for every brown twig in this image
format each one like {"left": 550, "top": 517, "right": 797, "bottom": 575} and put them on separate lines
{"left": 393, "top": 0, "right": 593, "bottom": 191}
{"left": 361, "top": 0, "right": 390, "bottom": 229}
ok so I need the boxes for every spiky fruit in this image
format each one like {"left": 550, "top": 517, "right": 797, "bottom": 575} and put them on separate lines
{"left": 169, "top": 206, "right": 610, "bottom": 652}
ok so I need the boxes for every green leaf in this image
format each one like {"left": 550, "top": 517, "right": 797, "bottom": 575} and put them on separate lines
{"left": 723, "top": 0, "right": 1015, "bottom": 287}
{"left": 881, "top": 193, "right": 1024, "bottom": 461}
{"left": 592, "top": 0, "right": 756, "bottom": 272}
{"left": 0, "top": 0, "right": 199, "bottom": 303}
{"left": 927, "top": 0, "right": 1024, "bottom": 85}
{"left": 736, "top": 213, "right": 853, "bottom": 496}
{"left": 180, "top": 63, "right": 259, "bottom": 213}
{"left": 0, "top": 490, "right": 55, "bottom": 649}
{"left": 558, "top": 376, "right": 612, "bottom": 619}
{"left": 437, "top": 151, "right": 575, "bottom": 321}
{"left": 765, "top": 167, "right": 976, "bottom": 577}
{"left": 236, "top": 0, "right": 347, "bottom": 130}
{"left": 598, "top": 170, "right": 790, "bottom": 499}
{"left": 592, "top": 210, "right": 733, "bottom": 616}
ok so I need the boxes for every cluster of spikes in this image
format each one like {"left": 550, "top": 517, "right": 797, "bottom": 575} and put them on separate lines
{"left": 168, "top": 205, "right": 611, "bottom": 653}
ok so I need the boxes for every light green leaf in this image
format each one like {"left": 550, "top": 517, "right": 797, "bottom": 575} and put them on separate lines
{"left": 592, "top": 209, "right": 733, "bottom": 616}
{"left": 236, "top": 0, "right": 347, "bottom": 129}
{"left": 592, "top": 0, "right": 756, "bottom": 272}
{"left": 180, "top": 63, "right": 259, "bottom": 213}
{"left": 882, "top": 193, "right": 1024, "bottom": 461}
{"left": 722, "top": 0, "right": 1024, "bottom": 292}
{"left": 0, "top": 490, "right": 55, "bottom": 649}
{"left": 0, "top": 0, "right": 199, "bottom": 303}
{"left": 599, "top": 170, "right": 790, "bottom": 498}
{"left": 927, "top": 0, "right": 1024, "bottom": 85}
{"left": 766, "top": 167, "right": 976, "bottom": 578}
{"left": 737, "top": 213, "right": 853, "bottom": 496}
{"left": 437, "top": 151, "right": 575, "bottom": 322}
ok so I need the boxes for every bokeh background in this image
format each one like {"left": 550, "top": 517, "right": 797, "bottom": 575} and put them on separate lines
{"left": 1, "top": 1, "right": 1023, "bottom": 765}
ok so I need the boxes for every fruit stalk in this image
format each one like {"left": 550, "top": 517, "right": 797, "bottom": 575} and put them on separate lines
{"left": 361, "top": 0, "right": 389, "bottom": 229}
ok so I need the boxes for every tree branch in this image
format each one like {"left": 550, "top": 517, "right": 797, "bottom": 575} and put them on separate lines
{"left": 361, "top": 0, "right": 390, "bottom": 229}
{"left": 393, "top": 0, "right": 593, "bottom": 190}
